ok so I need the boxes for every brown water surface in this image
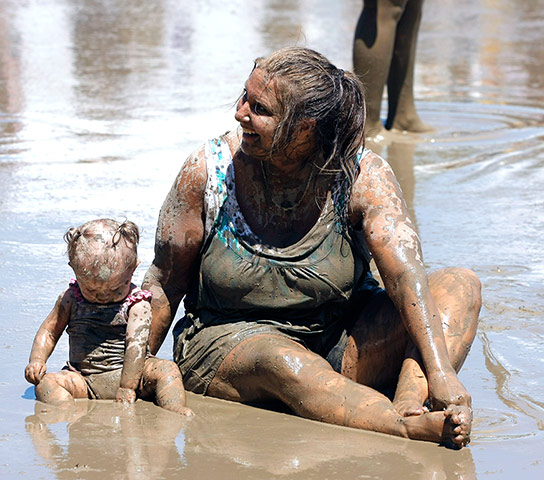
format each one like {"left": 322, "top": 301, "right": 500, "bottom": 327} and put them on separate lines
{"left": 1, "top": 0, "right": 543, "bottom": 478}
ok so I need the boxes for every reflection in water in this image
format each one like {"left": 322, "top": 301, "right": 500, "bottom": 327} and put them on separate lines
{"left": 26, "top": 400, "right": 188, "bottom": 479}
{"left": 186, "top": 397, "right": 477, "bottom": 479}
{"left": 366, "top": 135, "right": 417, "bottom": 225}
{"left": 0, "top": 1, "right": 23, "bottom": 145}
{"left": 26, "top": 396, "right": 477, "bottom": 479}
{"left": 480, "top": 331, "right": 544, "bottom": 435}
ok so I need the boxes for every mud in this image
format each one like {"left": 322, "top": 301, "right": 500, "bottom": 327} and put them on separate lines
{"left": 1, "top": 0, "right": 543, "bottom": 478}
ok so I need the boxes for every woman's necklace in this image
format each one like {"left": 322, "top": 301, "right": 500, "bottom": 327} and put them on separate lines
{"left": 260, "top": 160, "right": 315, "bottom": 211}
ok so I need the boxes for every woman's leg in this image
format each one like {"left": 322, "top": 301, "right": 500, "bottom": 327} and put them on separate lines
{"left": 140, "top": 357, "right": 193, "bottom": 415}
{"left": 207, "top": 333, "right": 470, "bottom": 447}
{"left": 35, "top": 371, "right": 89, "bottom": 405}
{"left": 343, "top": 267, "right": 481, "bottom": 415}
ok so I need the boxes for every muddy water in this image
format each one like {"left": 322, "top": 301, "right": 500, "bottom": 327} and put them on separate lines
{"left": 1, "top": 0, "right": 543, "bottom": 478}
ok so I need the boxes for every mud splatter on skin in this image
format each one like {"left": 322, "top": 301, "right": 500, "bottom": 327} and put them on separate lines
{"left": 209, "top": 336, "right": 470, "bottom": 446}
{"left": 144, "top": 148, "right": 208, "bottom": 353}
{"left": 144, "top": 71, "right": 480, "bottom": 443}
{"left": 120, "top": 301, "right": 151, "bottom": 392}
{"left": 140, "top": 358, "right": 193, "bottom": 416}
{"left": 350, "top": 152, "right": 475, "bottom": 412}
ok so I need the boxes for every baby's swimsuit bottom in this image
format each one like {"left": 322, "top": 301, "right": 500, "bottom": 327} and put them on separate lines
{"left": 173, "top": 133, "right": 384, "bottom": 395}
{"left": 64, "top": 280, "right": 152, "bottom": 399}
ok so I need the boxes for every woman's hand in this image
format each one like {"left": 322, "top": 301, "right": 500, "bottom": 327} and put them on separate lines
{"left": 25, "top": 361, "right": 47, "bottom": 385}
{"left": 427, "top": 369, "right": 472, "bottom": 411}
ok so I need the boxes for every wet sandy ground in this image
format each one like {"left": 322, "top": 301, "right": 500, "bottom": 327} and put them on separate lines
{"left": 1, "top": 0, "right": 543, "bottom": 478}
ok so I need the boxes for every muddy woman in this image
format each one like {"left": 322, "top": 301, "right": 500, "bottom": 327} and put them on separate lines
{"left": 143, "top": 47, "right": 481, "bottom": 447}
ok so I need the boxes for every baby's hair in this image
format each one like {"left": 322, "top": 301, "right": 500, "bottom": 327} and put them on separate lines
{"left": 112, "top": 220, "right": 140, "bottom": 248}
{"left": 64, "top": 218, "right": 140, "bottom": 274}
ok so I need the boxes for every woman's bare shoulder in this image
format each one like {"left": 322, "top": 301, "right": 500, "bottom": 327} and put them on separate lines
{"left": 223, "top": 126, "right": 242, "bottom": 156}
{"left": 351, "top": 150, "right": 400, "bottom": 210}
{"left": 358, "top": 150, "right": 394, "bottom": 184}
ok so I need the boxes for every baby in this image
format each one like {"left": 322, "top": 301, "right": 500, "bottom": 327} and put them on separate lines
{"left": 25, "top": 218, "right": 192, "bottom": 415}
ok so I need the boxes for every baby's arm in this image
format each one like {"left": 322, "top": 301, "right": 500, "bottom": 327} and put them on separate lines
{"left": 25, "top": 289, "right": 72, "bottom": 385}
{"left": 116, "top": 298, "right": 152, "bottom": 403}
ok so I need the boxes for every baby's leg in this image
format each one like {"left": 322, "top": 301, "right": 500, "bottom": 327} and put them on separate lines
{"left": 140, "top": 357, "right": 193, "bottom": 416}
{"left": 35, "top": 371, "right": 89, "bottom": 406}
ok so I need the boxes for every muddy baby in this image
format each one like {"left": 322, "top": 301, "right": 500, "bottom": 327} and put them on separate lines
{"left": 25, "top": 218, "right": 193, "bottom": 415}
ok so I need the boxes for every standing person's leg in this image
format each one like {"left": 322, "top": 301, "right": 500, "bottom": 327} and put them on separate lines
{"left": 342, "top": 267, "right": 481, "bottom": 416}
{"left": 207, "top": 334, "right": 471, "bottom": 447}
{"left": 385, "top": 0, "right": 431, "bottom": 132}
{"left": 353, "top": 0, "right": 409, "bottom": 137}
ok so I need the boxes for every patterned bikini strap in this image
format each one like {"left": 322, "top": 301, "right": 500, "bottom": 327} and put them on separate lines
{"left": 356, "top": 146, "right": 370, "bottom": 167}
{"left": 203, "top": 135, "right": 232, "bottom": 240}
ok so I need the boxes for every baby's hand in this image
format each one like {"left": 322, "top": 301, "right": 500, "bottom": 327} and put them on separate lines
{"left": 115, "top": 387, "right": 137, "bottom": 404}
{"left": 25, "top": 361, "right": 47, "bottom": 385}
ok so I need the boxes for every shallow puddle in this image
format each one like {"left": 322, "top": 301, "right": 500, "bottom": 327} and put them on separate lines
{"left": 1, "top": 0, "right": 543, "bottom": 478}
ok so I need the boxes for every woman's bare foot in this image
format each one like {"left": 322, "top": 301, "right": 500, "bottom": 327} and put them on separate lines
{"left": 441, "top": 404, "right": 472, "bottom": 449}
{"left": 392, "top": 352, "right": 429, "bottom": 417}
{"left": 393, "top": 392, "right": 429, "bottom": 417}
{"left": 401, "top": 404, "right": 472, "bottom": 448}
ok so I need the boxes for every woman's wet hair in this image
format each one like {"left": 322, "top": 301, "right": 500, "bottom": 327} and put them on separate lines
{"left": 254, "top": 47, "right": 366, "bottom": 215}
{"left": 64, "top": 218, "right": 140, "bottom": 273}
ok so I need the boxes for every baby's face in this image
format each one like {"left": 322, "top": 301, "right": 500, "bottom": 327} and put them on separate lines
{"left": 75, "top": 267, "right": 134, "bottom": 304}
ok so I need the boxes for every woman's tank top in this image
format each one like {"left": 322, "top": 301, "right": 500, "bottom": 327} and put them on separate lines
{"left": 185, "top": 133, "right": 376, "bottom": 330}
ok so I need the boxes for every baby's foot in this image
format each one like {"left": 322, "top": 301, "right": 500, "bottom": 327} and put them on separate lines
{"left": 441, "top": 404, "right": 472, "bottom": 449}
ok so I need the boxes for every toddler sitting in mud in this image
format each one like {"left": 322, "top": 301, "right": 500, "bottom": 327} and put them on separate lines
{"left": 25, "top": 218, "right": 193, "bottom": 415}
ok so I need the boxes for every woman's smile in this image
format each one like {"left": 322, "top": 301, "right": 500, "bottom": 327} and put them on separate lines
{"left": 234, "top": 68, "right": 279, "bottom": 159}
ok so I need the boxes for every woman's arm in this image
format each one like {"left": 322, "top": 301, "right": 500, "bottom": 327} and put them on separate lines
{"left": 351, "top": 152, "right": 470, "bottom": 410}
{"left": 142, "top": 146, "right": 208, "bottom": 354}
{"left": 25, "top": 289, "right": 72, "bottom": 385}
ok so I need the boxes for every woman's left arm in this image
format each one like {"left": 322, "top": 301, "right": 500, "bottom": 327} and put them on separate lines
{"left": 351, "top": 152, "right": 470, "bottom": 410}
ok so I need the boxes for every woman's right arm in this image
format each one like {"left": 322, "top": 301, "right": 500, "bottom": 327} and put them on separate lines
{"left": 143, "top": 147, "right": 207, "bottom": 354}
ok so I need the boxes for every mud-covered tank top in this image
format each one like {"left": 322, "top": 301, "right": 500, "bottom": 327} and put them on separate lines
{"left": 185, "top": 133, "right": 377, "bottom": 329}
{"left": 66, "top": 280, "right": 152, "bottom": 375}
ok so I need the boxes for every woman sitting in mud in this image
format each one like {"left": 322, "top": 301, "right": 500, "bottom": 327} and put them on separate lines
{"left": 143, "top": 47, "right": 481, "bottom": 447}
{"left": 25, "top": 219, "right": 192, "bottom": 416}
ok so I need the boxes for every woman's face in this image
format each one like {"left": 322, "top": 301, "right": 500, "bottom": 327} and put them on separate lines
{"left": 235, "top": 68, "right": 280, "bottom": 161}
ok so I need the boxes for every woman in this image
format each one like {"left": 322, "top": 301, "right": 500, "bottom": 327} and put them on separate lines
{"left": 143, "top": 47, "right": 481, "bottom": 448}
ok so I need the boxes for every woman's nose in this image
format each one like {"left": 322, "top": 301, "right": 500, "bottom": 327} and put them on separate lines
{"left": 235, "top": 98, "right": 249, "bottom": 122}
